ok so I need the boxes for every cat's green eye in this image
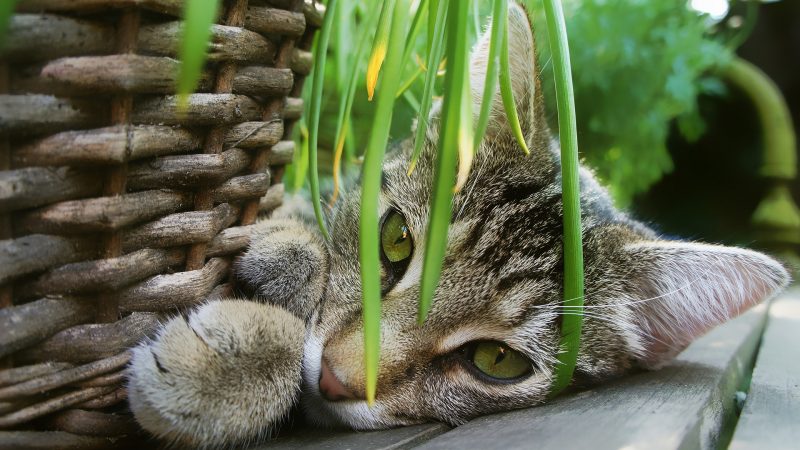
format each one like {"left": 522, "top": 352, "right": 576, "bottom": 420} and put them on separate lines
{"left": 470, "top": 342, "right": 531, "bottom": 380}
{"left": 380, "top": 209, "right": 413, "bottom": 264}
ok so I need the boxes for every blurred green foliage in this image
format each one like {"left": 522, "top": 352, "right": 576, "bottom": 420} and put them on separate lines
{"left": 0, "top": 1, "right": 19, "bottom": 50}
{"left": 177, "top": 0, "right": 221, "bottom": 105}
{"left": 532, "top": 0, "right": 732, "bottom": 205}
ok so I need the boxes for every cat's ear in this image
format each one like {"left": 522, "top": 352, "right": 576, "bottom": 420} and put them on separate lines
{"left": 467, "top": 2, "right": 546, "bottom": 147}
{"left": 622, "top": 242, "right": 789, "bottom": 369}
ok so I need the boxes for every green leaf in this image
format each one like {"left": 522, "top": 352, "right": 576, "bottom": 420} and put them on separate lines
{"left": 0, "top": 0, "right": 17, "bottom": 50}
{"left": 499, "top": 8, "right": 530, "bottom": 155}
{"left": 407, "top": 0, "right": 448, "bottom": 175}
{"left": 366, "top": 0, "right": 397, "bottom": 100}
{"left": 307, "top": 0, "right": 340, "bottom": 241}
{"left": 291, "top": 121, "right": 310, "bottom": 193}
{"left": 541, "top": 0, "right": 584, "bottom": 397}
{"left": 360, "top": 0, "right": 411, "bottom": 405}
{"left": 473, "top": 0, "right": 507, "bottom": 153}
{"left": 455, "top": 66, "right": 475, "bottom": 192}
{"left": 532, "top": 0, "right": 731, "bottom": 204}
{"left": 401, "top": 0, "right": 430, "bottom": 68}
{"left": 395, "top": 0, "right": 432, "bottom": 100}
{"left": 418, "top": 0, "right": 472, "bottom": 323}
{"left": 177, "top": 0, "right": 220, "bottom": 105}
{"left": 331, "top": 0, "right": 383, "bottom": 204}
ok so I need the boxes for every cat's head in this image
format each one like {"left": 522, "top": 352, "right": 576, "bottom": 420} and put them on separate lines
{"left": 301, "top": 2, "right": 789, "bottom": 429}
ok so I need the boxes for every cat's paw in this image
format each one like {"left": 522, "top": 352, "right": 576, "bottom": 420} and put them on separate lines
{"left": 234, "top": 218, "right": 329, "bottom": 321}
{"left": 127, "top": 299, "right": 305, "bottom": 448}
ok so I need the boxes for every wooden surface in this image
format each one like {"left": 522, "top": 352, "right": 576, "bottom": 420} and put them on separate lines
{"left": 729, "top": 289, "right": 800, "bottom": 450}
{"left": 262, "top": 424, "right": 449, "bottom": 450}
{"left": 258, "top": 289, "right": 800, "bottom": 450}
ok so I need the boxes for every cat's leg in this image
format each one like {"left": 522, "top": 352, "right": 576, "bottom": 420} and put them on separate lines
{"left": 234, "top": 214, "right": 329, "bottom": 321}
{"left": 127, "top": 299, "right": 305, "bottom": 448}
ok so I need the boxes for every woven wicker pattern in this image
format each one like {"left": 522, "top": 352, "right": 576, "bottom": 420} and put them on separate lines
{"left": 0, "top": 0, "right": 319, "bottom": 444}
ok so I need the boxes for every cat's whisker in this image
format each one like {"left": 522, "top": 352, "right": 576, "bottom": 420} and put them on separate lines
{"left": 553, "top": 311, "right": 677, "bottom": 352}
{"left": 539, "top": 269, "right": 715, "bottom": 310}
{"left": 538, "top": 55, "right": 553, "bottom": 77}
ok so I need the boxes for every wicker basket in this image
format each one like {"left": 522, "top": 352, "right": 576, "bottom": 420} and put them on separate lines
{"left": 0, "top": 0, "right": 319, "bottom": 446}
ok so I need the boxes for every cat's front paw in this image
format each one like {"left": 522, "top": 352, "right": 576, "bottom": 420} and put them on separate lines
{"left": 234, "top": 218, "right": 329, "bottom": 321}
{"left": 127, "top": 299, "right": 305, "bottom": 448}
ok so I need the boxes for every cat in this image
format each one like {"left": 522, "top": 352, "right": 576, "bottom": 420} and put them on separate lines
{"left": 126, "top": 2, "right": 790, "bottom": 448}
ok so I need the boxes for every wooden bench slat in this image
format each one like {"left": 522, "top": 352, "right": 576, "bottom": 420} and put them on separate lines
{"left": 729, "top": 290, "right": 800, "bottom": 450}
{"left": 414, "top": 304, "right": 769, "bottom": 450}
{"left": 260, "top": 423, "right": 449, "bottom": 450}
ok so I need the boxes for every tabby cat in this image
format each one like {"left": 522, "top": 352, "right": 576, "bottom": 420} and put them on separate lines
{"left": 127, "top": 3, "right": 789, "bottom": 447}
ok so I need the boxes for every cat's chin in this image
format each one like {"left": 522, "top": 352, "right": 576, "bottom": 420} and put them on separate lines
{"left": 301, "top": 334, "right": 415, "bottom": 430}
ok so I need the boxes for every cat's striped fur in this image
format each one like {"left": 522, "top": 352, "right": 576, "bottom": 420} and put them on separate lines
{"left": 127, "top": 3, "right": 789, "bottom": 447}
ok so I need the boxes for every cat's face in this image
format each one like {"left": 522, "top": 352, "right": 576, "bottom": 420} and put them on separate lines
{"left": 300, "top": 3, "right": 788, "bottom": 429}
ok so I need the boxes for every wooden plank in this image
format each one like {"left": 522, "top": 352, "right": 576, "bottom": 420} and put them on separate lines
{"left": 415, "top": 304, "right": 769, "bottom": 450}
{"left": 259, "top": 423, "right": 449, "bottom": 450}
{"left": 729, "top": 290, "right": 800, "bottom": 450}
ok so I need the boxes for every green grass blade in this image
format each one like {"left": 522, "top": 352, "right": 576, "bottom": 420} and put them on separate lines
{"left": 427, "top": 0, "right": 438, "bottom": 50}
{"left": 177, "top": 0, "right": 220, "bottom": 106}
{"left": 418, "top": 0, "right": 472, "bottom": 323}
{"left": 454, "top": 65, "right": 475, "bottom": 192}
{"left": 542, "top": 0, "right": 584, "bottom": 396}
{"left": 343, "top": 120, "right": 356, "bottom": 165}
{"left": 396, "top": 63, "right": 424, "bottom": 99}
{"left": 472, "top": 0, "right": 482, "bottom": 39}
{"left": 402, "top": 88, "right": 421, "bottom": 111}
{"left": 333, "top": 0, "right": 352, "bottom": 89}
{"left": 0, "top": 0, "right": 18, "bottom": 50}
{"left": 330, "top": 0, "right": 382, "bottom": 204}
{"left": 498, "top": 8, "right": 530, "bottom": 155}
{"left": 307, "top": 0, "right": 339, "bottom": 241}
{"left": 360, "top": 0, "right": 411, "bottom": 405}
{"left": 407, "top": 0, "right": 449, "bottom": 176}
{"left": 400, "top": 0, "right": 429, "bottom": 75}
{"left": 292, "top": 121, "right": 310, "bottom": 193}
{"left": 366, "top": 0, "right": 397, "bottom": 101}
{"left": 473, "top": 0, "right": 507, "bottom": 153}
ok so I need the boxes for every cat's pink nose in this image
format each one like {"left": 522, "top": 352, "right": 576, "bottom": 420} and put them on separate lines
{"left": 319, "top": 358, "right": 359, "bottom": 401}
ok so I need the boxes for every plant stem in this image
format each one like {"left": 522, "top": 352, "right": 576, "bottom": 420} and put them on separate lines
{"left": 0, "top": 0, "right": 18, "bottom": 49}
{"left": 360, "top": 0, "right": 410, "bottom": 405}
{"left": 418, "top": 0, "right": 472, "bottom": 323}
{"left": 408, "top": 0, "right": 449, "bottom": 175}
{"left": 330, "top": 0, "right": 383, "bottom": 204}
{"left": 307, "top": 0, "right": 338, "bottom": 240}
{"left": 177, "top": 0, "right": 220, "bottom": 106}
{"left": 498, "top": 5, "right": 530, "bottom": 155}
{"left": 473, "top": 0, "right": 507, "bottom": 153}
{"left": 542, "top": 0, "right": 584, "bottom": 396}
{"left": 366, "top": 0, "right": 397, "bottom": 101}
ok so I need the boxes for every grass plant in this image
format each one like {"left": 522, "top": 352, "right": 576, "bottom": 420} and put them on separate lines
{"left": 541, "top": 0, "right": 584, "bottom": 396}
{"left": 301, "top": 0, "right": 586, "bottom": 401}
{"left": 0, "top": 0, "right": 17, "bottom": 49}
{"left": 358, "top": 0, "right": 411, "bottom": 405}
{"left": 155, "top": 0, "right": 763, "bottom": 402}
{"left": 177, "top": 0, "right": 220, "bottom": 107}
